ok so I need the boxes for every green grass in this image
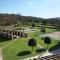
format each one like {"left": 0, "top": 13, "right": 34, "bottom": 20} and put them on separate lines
{"left": 1, "top": 27, "right": 60, "bottom": 60}
{"left": 3, "top": 38, "right": 39, "bottom": 60}
{"left": 0, "top": 40, "right": 13, "bottom": 48}
{"left": 3, "top": 37, "right": 58, "bottom": 60}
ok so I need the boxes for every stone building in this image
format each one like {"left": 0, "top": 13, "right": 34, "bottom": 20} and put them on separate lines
{"left": 0, "top": 26, "right": 27, "bottom": 40}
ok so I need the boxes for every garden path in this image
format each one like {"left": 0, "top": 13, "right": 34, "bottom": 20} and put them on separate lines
{"left": 0, "top": 48, "right": 3, "bottom": 60}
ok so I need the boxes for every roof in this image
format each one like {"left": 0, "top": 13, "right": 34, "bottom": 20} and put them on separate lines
{"left": 0, "top": 26, "right": 16, "bottom": 31}
{"left": 32, "top": 54, "right": 60, "bottom": 60}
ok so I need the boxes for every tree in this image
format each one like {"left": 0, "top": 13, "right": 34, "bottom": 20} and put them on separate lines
{"left": 44, "top": 36, "right": 51, "bottom": 50}
{"left": 32, "top": 23, "right": 35, "bottom": 29}
{"left": 42, "top": 20, "right": 47, "bottom": 25}
{"left": 40, "top": 26, "right": 46, "bottom": 33}
{"left": 28, "top": 38, "right": 37, "bottom": 51}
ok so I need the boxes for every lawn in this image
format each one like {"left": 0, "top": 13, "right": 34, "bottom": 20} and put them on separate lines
{"left": 3, "top": 37, "right": 58, "bottom": 60}
{"left": 1, "top": 27, "right": 59, "bottom": 60}
{"left": 0, "top": 39, "right": 14, "bottom": 48}
{"left": 3, "top": 38, "right": 39, "bottom": 60}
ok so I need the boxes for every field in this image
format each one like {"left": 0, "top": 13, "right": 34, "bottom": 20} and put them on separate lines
{"left": 0, "top": 26, "right": 60, "bottom": 60}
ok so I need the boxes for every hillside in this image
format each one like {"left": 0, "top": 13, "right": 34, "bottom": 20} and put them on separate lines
{"left": 0, "top": 14, "right": 44, "bottom": 26}
{"left": 0, "top": 13, "right": 60, "bottom": 27}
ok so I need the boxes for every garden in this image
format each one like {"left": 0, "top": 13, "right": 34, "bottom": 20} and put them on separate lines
{"left": 0, "top": 26, "right": 60, "bottom": 60}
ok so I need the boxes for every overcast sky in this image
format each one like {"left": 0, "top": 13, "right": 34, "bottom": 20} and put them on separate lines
{"left": 0, "top": 0, "right": 60, "bottom": 18}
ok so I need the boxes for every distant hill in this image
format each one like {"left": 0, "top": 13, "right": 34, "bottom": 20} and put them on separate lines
{"left": 0, "top": 13, "right": 60, "bottom": 27}
{"left": 0, "top": 13, "right": 45, "bottom": 26}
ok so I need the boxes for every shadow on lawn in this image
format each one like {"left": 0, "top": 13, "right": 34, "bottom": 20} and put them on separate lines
{"left": 17, "top": 51, "right": 31, "bottom": 56}
{"left": 0, "top": 38, "right": 11, "bottom": 42}
{"left": 56, "top": 28, "right": 60, "bottom": 31}
{"left": 35, "top": 49, "right": 46, "bottom": 53}
{"left": 49, "top": 42, "right": 60, "bottom": 52}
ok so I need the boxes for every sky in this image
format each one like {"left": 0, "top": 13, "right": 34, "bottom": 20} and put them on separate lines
{"left": 0, "top": 0, "right": 60, "bottom": 18}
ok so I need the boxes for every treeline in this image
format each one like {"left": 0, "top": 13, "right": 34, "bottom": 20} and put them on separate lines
{"left": 0, "top": 13, "right": 60, "bottom": 27}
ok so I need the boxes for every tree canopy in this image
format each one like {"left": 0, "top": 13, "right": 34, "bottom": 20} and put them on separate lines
{"left": 28, "top": 38, "right": 37, "bottom": 51}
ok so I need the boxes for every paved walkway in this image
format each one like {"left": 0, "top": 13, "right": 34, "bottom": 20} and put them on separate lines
{"left": 0, "top": 48, "right": 3, "bottom": 60}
